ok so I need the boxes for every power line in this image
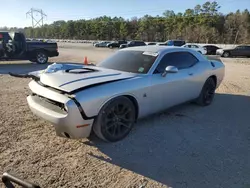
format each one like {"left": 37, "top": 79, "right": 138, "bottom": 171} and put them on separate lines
{"left": 26, "top": 8, "right": 47, "bottom": 28}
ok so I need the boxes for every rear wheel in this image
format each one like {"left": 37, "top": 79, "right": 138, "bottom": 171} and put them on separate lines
{"left": 93, "top": 96, "right": 136, "bottom": 142}
{"left": 36, "top": 51, "right": 48, "bottom": 64}
{"left": 223, "top": 52, "right": 230, "bottom": 58}
{"left": 196, "top": 78, "right": 216, "bottom": 106}
{"left": 109, "top": 45, "right": 113, "bottom": 49}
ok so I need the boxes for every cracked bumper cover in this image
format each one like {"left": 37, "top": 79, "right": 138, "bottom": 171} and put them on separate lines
{"left": 27, "top": 80, "right": 94, "bottom": 139}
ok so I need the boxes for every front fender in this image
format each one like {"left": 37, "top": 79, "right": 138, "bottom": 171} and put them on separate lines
{"left": 97, "top": 93, "right": 139, "bottom": 113}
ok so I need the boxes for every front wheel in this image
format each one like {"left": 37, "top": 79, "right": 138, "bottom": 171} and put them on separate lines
{"left": 93, "top": 96, "right": 136, "bottom": 142}
{"left": 196, "top": 78, "right": 216, "bottom": 106}
{"left": 36, "top": 51, "right": 48, "bottom": 64}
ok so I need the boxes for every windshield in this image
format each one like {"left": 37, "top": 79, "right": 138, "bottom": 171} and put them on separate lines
{"left": 97, "top": 50, "right": 158, "bottom": 74}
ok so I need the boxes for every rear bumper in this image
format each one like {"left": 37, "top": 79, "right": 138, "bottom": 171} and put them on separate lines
{"left": 216, "top": 51, "right": 223, "bottom": 55}
{"left": 27, "top": 81, "right": 94, "bottom": 139}
{"left": 49, "top": 51, "right": 59, "bottom": 57}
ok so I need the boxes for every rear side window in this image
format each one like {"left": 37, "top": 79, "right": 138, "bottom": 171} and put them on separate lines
{"left": 136, "top": 41, "right": 145, "bottom": 45}
{"left": 174, "top": 41, "right": 185, "bottom": 46}
{"left": 236, "top": 46, "right": 246, "bottom": 49}
{"left": 167, "top": 41, "right": 174, "bottom": 46}
{"left": 191, "top": 45, "right": 199, "bottom": 48}
{"left": 155, "top": 52, "right": 199, "bottom": 73}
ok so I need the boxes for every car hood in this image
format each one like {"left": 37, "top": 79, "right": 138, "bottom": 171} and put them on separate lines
{"left": 31, "top": 63, "right": 136, "bottom": 93}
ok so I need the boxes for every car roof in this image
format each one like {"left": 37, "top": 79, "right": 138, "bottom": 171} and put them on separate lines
{"left": 120, "top": 46, "right": 194, "bottom": 53}
{"left": 237, "top": 45, "right": 250, "bottom": 47}
{"left": 204, "top": 44, "right": 217, "bottom": 46}
{"left": 185, "top": 43, "right": 199, "bottom": 45}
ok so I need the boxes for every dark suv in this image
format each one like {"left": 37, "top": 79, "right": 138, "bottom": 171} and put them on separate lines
{"left": 119, "top": 41, "right": 146, "bottom": 49}
{"left": 107, "top": 40, "right": 127, "bottom": 49}
{"left": 158, "top": 40, "right": 186, "bottom": 47}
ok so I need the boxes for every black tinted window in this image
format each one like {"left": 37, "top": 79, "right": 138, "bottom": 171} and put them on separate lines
{"left": 238, "top": 46, "right": 250, "bottom": 49}
{"left": 174, "top": 41, "right": 185, "bottom": 46}
{"left": 135, "top": 41, "right": 145, "bottom": 45}
{"left": 97, "top": 50, "right": 158, "bottom": 74}
{"left": 155, "top": 52, "right": 198, "bottom": 73}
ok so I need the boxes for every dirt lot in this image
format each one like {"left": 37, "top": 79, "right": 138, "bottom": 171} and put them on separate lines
{"left": 1, "top": 45, "right": 250, "bottom": 188}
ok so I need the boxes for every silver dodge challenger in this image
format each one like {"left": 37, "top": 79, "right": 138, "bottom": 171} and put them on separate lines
{"left": 25, "top": 46, "right": 225, "bottom": 142}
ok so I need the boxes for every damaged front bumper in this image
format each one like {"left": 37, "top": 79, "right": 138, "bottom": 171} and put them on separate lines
{"left": 27, "top": 80, "right": 94, "bottom": 139}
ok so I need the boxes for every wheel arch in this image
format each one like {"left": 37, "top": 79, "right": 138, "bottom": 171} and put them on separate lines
{"left": 223, "top": 51, "right": 230, "bottom": 56}
{"left": 98, "top": 94, "right": 139, "bottom": 120}
{"left": 123, "top": 95, "right": 139, "bottom": 121}
{"left": 209, "top": 75, "right": 217, "bottom": 86}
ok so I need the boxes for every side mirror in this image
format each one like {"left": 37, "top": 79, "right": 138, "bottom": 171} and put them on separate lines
{"left": 162, "top": 66, "right": 178, "bottom": 77}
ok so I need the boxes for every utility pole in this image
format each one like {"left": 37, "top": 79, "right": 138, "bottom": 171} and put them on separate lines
{"left": 26, "top": 8, "right": 47, "bottom": 28}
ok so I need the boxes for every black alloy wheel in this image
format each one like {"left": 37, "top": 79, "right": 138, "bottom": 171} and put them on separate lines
{"left": 93, "top": 96, "right": 136, "bottom": 142}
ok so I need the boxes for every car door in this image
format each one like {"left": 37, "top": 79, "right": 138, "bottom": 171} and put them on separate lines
{"left": 211, "top": 46, "right": 218, "bottom": 54}
{"left": 149, "top": 51, "right": 201, "bottom": 112}
{"left": 241, "top": 46, "right": 250, "bottom": 56}
{"left": 233, "top": 46, "right": 244, "bottom": 56}
{"left": 246, "top": 46, "right": 250, "bottom": 56}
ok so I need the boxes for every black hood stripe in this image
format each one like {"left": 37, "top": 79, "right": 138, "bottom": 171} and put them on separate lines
{"left": 59, "top": 73, "right": 121, "bottom": 87}
{"left": 37, "top": 76, "right": 136, "bottom": 95}
{"left": 68, "top": 77, "right": 135, "bottom": 94}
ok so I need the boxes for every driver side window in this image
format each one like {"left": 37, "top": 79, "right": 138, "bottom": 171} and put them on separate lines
{"left": 154, "top": 52, "right": 199, "bottom": 74}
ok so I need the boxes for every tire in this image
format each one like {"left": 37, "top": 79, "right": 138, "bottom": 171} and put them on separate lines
{"left": 196, "top": 78, "right": 216, "bottom": 106}
{"left": 93, "top": 96, "right": 136, "bottom": 142}
{"left": 109, "top": 45, "right": 113, "bottom": 49}
{"left": 223, "top": 52, "right": 230, "bottom": 58}
{"left": 36, "top": 51, "right": 48, "bottom": 64}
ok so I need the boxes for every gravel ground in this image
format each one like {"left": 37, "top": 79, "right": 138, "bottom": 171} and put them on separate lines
{"left": 1, "top": 45, "right": 250, "bottom": 188}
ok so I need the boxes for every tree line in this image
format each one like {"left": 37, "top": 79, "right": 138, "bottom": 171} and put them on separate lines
{"left": 1, "top": 1, "right": 250, "bottom": 44}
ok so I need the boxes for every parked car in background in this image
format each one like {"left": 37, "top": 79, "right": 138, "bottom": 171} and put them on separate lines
{"left": 216, "top": 45, "right": 250, "bottom": 57}
{"left": 94, "top": 41, "right": 110, "bottom": 47}
{"left": 23, "top": 46, "right": 224, "bottom": 142}
{"left": 203, "top": 45, "right": 221, "bottom": 55}
{"left": 158, "top": 40, "right": 186, "bottom": 47}
{"left": 119, "top": 40, "right": 146, "bottom": 49}
{"left": 182, "top": 43, "right": 207, "bottom": 55}
{"left": 147, "top": 42, "right": 157, "bottom": 45}
{"left": 107, "top": 40, "right": 127, "bottom": 48}
{"left": 92, "top": 41, "right": 99, "bottom": 46}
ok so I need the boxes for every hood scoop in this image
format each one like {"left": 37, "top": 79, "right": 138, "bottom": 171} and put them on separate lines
{"left": 65, "top": 68, "right": 98, "bottom": 74}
